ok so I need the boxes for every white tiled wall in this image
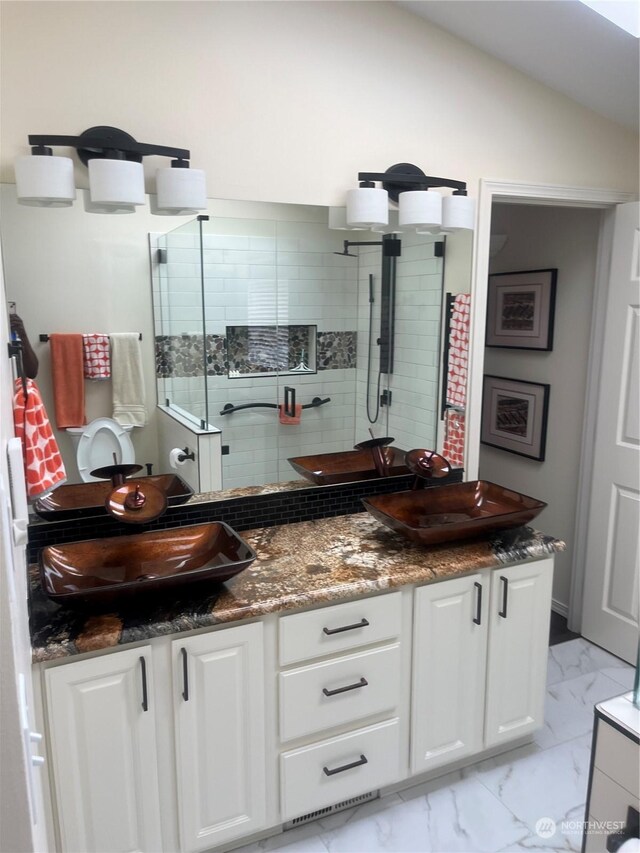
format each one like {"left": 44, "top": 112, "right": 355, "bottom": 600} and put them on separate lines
{"left": 152, "top": 217, "right": 443, "bottom": 489}
{"left": 355, "top": 233, "right": 444, "bottom": 453}
{"left": 152, "top": 216, "right": 361, "bottom": 489}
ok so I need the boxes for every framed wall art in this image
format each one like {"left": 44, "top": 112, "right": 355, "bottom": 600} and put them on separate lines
{"left": 486, "top": 268, "right": 557, "bottom": 350}
{"left": 481, "top": 375, "right": 550, "bottom": 461}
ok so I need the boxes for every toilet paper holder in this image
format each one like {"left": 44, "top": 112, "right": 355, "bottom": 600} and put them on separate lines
{"left": 177, "top": 447, "right": 195, "bottom": 463}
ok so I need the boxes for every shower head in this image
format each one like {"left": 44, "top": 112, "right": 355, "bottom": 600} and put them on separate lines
{"left": 334, "top": 240, "right": 358, "bottom": 257}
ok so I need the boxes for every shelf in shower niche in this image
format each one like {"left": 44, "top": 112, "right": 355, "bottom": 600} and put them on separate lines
{"left": 225, "top": 324, "right": 317, "bottom": 378}
{"left": 288, "top": 448, "right": 409, "bottom": 486}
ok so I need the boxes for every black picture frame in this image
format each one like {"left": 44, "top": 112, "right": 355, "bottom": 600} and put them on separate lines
{"left": 486, "top": 268, "right": 557, "bottom": 351}
{"left": 481, "top": 375, "right": 550, "bottom": 461}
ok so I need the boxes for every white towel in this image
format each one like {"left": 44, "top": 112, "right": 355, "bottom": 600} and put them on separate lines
{"left": 110, "top": 333, "right": 147, "bottom": 427}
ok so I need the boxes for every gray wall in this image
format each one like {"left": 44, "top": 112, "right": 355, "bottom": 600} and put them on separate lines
{"left": 480, "top": 203, "right": 602, "bottom": 611}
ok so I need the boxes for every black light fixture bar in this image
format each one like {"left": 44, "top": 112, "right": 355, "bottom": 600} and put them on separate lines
{"left": 28, "top": 126, "right": 190, "bottom": 166}
{"left": 358, "top": 163, "right": 467, "bottom": 203}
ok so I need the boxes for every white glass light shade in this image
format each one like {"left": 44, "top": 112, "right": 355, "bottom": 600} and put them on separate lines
{"left": 346, "top": 187, "right": 388, "bottom": 228}
{"left": 328, "top": 206, "right": 350, "bottom": 230}
{"left": 398, "top": 190, "right": 442, "bottom": 230}
{"left": 14, "top": 155, "right": 76, "bottom": 207}
{"left": 371, "top": 209, "right": 403, "bottom": 234}
{"left": 155, "top": 167, "right": 207, "bottom": 214}
{"left": 442, "top": 194, "right": 475, "bottom": 231}
{"left": 88, "top": 158, "right": 145, "bottom": 207}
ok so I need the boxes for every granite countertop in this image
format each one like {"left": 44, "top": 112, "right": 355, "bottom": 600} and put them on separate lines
{"left": 29, "top": 514, "right": 565, "bottom": 663}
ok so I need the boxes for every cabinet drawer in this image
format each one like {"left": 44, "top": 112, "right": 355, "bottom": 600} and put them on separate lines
{"left": 280, "top": 643, "right": 402, "bottom": 742}
{"left": 589, "top": 768, "right": 639, "bottom": 825}
{"left": 279, "top": 592, "right": 402, "bottom": 666}
{"left": 280, "top": 718, "right": 401, "bottom": 821}
{"left": 594, "top": 722, "right": 640, "bottom": 800}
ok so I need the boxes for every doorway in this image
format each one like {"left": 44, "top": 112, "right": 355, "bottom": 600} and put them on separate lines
{"left": 466, "top": 180, "right": 635, "bottom": 651}
{"left": 478, "top": 203, "right": 602, "bottom": 619}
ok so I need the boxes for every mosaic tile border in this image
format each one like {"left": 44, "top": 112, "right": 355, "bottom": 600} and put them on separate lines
{"left": 156, "top": 328, "right": 357, "bottom": 378}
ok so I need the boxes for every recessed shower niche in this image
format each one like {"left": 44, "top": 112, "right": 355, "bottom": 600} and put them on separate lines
{"left": 151, "top": 206, "right": 452, "bottom": 489}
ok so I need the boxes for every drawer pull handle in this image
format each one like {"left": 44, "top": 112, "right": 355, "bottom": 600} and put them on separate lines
{"left": 323, "top": 677, "right": 368, "bottom": 697}
{"left": 323, "top": 754, "right": 368, "bottom": 777}
{"left": 498, "top": 576, "right": 508, "bottom": 619}
{"left": 139, "top": 656, "right": 149, "bottom": 712}
{"left": 473, "top": 582, "right": 482, "bottom": 625}
{"left": 181, "top": 647, "right": 189, "bottom": 701}
{"left": 323, "top": 618, "right": 369, "bottom": 636}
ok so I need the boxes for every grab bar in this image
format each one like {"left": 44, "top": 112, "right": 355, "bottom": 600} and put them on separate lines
{"left": 220, "top": 396, "right": 330, "bottom": 416}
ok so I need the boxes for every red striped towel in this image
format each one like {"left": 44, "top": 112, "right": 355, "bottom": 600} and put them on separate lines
{"left": 13, "top": 378, "right": 66, "bottom": 500}
{"left": 83, "top": 333, "right": 111, "bottom": 379}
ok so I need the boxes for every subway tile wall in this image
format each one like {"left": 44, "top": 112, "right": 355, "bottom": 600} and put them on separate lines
{"left": 152, "top": 218, "right": 361, "bottom": 488}
{"left": 355, "top": 233, "right": 443, "bottom": 453}
{"left": 152, "top": 219, "right": 444, "bottom": 489}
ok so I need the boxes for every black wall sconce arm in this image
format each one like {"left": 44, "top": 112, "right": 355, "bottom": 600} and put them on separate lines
{"left": 28, "top": 127, "right": 191, "bottom": 166}
{"left": 358, "top": 163, "right": 467, "bottom": 202}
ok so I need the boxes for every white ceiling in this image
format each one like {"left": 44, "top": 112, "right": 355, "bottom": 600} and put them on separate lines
{"left": 396, "top": 0, "right": 639, "bottom": 131}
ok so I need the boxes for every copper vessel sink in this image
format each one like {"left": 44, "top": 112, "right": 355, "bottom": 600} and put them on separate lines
{"left": 362, "top": 480, "right": 546, "bottom": 546}
{"left": 39, "top": 522, "right": 256, "bottom": 605}
{"left": 288, "top": 448, "right": 408, "bottom": 485}
{"left": 33, "top": 474, "right": 193, "bottom": 521}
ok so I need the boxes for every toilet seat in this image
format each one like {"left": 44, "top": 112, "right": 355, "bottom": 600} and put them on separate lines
{"left": 74, "top": 418, "right": 135, "bottom": 482}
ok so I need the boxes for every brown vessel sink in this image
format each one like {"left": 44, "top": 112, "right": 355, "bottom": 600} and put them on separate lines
{"left": 33, "top": 474, "right": 194, "bottom": 521}
{"left": 39, "top": 522, "right": 256, "bottom": 606}
{"left": 288, "top": 448, "right": 408, "bottom": 485}
{"left": 362, "top": 480, "right": 547, "bottom": 546}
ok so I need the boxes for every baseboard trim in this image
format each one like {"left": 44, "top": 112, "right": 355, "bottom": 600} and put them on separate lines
{"left": 552, "top": 598, "right": 569, "bottom": 617}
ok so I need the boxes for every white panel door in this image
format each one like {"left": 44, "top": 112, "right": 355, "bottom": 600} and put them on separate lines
{"left": 411, "top": 573, "right": 488, "bottom": 774}
{"left": 45, "top": 648, "right": 162, "bottom": 853}
{"left": 173, "top": 623, "right": 266, "bottom": 853}
{"left": 485, "top": 558, "right": 553, "bottom": 748}
{"left": 582, "top": 202, "right": 640, "bottom": 663}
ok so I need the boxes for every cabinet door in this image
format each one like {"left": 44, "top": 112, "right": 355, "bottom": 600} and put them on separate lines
{"left": 411, "top": 573, "right": 488, "bottom": 774}
{"left": 45, "top": 648, "right": 162, "bottom": 853}
{"left": 173, "top": 623, "right": 266, "bottom": 853}
{"left": 485, "top": 558, "right": 553, "bottom": 748}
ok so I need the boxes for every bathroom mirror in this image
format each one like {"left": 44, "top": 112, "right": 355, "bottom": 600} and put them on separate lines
{"left": 0, "top": 185, "right": 472, "bottom": 512}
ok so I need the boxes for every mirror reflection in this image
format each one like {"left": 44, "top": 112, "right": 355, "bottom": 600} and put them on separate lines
{"left": 0, "top": 186, "right": 472, "bottom": 514}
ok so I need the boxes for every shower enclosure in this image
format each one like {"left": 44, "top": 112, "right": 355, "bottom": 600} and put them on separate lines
{"left": 151, "top": 208, "right": 446, "bottom": 489}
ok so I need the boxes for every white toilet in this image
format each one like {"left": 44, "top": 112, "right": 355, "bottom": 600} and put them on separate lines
{"left": 67, "top": 417, "right": 135, "bottom": 482}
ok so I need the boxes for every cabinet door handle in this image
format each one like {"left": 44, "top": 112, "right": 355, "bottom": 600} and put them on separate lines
{"left": 139, "top": 656, "right": 149, "bottom": 712}
{"left": 181, "top": 647, "right": 189, "bottom": 701}
{"left": 323, "top": 754, "right": 368, "bottom": 777}
{"left": 473, "top": 582, "right": 482, "bottom": 625}
{"left": 498, "top": 576, "right": 508, "bottom": 618}
{"left": 323, "top": 618, "right": 369, "bottom": 635}
{"left": 323, "top": 677, "right": 368, "bottom": 697}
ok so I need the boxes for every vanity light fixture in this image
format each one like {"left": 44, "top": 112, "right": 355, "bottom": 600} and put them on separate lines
{"left": 14, "top": 126, "right": 207, "bottom": 215}
{"left": 345, "top": 163, "right": 475, "bottom": 233}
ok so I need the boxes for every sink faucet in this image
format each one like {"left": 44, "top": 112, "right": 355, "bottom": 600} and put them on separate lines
{"left": 91, "top": 456, "right": 168, "bottom": 523}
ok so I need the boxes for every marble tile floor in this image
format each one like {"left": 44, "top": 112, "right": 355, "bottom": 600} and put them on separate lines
{"left": 236, "top": 639, "right": 634, "bottom": 853}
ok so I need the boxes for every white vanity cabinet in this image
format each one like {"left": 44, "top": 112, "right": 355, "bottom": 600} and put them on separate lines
{"left": 278, "top": 592, "right": 405, "bottom": 821}
{"left": 411, "top": 558, "right": 554, "bottom": 773}
{"left": 173, "top": 624, "right": 267, "bottom": 852}
{"left": 411, "top": 572, "right": 488, "bottom": 774}
{"left": 38, "top": 555, "right": 556, "bottom": 853}
{"left": 44, "top": 647, "right": 162, "bottom": 853}
{"left": 484, "top": 558, "right": 554, "bottom": 747}
{"left": 43, "top": 623, "right": 267, "bottom": 853}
